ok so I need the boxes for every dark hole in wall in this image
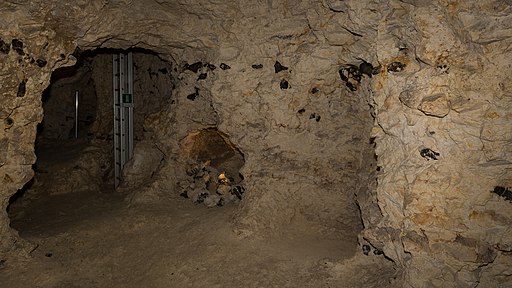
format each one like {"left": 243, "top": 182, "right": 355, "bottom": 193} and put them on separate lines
{"left": 181, "top": 128, "right": 245, "bottom": 184}
{"left": 179, "top": 128, "right": 246, "bottom": 207}
{"left": 8, "top": 47, "right": 178, "bottom": 229}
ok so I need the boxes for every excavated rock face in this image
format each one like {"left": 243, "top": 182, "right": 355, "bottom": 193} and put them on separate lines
{"left": 1, "top": 1, "right": 511, "bottom": 287}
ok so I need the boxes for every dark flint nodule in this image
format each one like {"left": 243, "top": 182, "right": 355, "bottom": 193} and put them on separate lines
{"left": 346, "top": 82, "right": 357, "bottom": 91}
{"left": 297, "top": 108, "right": 306, "bottom": 114}
{"left": 387, "top": 61, "right": 406, "bottom": 72}
{"left": 0, "top": 39, "right": 10, "bottom": 54}
{"left": 274, "top": 61, "right": 288, "bottom": 73}
{"left": 492, "top": 186, "right": 512, "bottom": 202}
{"left": 420, "top": 148, "right": 439, "bottom": 160}
{"left": 251, "top": 64, "right": 263, "bottom": 69}
{"left": 187, "top": 87, "right": 199, "bottom": 101}
{"left": 280, "top": 79, "right": 289, "bottom": 89}
{"left": 359, "top": 62, "right": 374, "bottom": 78}
{"left": 311, "top": 87, "right": 319, "bottom": 94}
{"left": 17, "top": 80, "right": 26, "bottom": 97}
{"left": 36, "top": 59, "right": 47, "bottom": 67}
{"left": 184, "top": 62, "right": 203, "bottom": 73}
{"left": 220, "top": 63, "right": 231, "bottom": 70}
{"left": 362, "top": 245, "right": 371, "bottom": 255}
{"left": 207, "top": 63, "right": 216, "bottom": 70}
{"left": 11, "top": 39, "right": 24, "bottom": 55}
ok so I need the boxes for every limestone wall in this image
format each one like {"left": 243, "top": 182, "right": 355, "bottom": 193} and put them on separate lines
{"left": 1, "top": 1, "right": 511, "bottom": 287}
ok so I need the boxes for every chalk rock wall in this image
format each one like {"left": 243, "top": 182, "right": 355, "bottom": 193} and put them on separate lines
{"left": 366, "top": 2, "right": 512, "bottom": 287}
{"left": 1, "top": 0, "right": 511, "bottom": 287}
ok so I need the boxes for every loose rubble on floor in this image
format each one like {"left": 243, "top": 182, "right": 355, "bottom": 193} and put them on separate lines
{"left": 180, "top": 160, "right": 245, "bottom": 208}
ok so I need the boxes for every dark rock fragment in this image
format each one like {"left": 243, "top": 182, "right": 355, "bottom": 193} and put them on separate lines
{"left": 207, "top": 63, "right": 216, "bottom": 70}
{"left": 184, "top": 62, "right": 203, "bottom": 73}
{"left": 420, "top": 148, "right": 439, "bottom": 160}
{"left": 297, "top": 108, "right": 306, "bottom": 114}
{"left": 198, "top": 73, "right": 207, "bottom": 80}
{"left": 387, "top": 61, "right": 406, "bottom": 72}
{"left": 492, "top": 186, "right": 512, "bottom": 202}
{"left": 362, "top": 245, "right": 371, "bottom": 255}
{"left": 359, "top": 62, "right": 374, "bottom": 78}
{"left": 220, "top": 63, "right": 231, "bottom": 70}
{"left": 187, "top": 87, "right": 199, "bottom": 101}
{"left": 45, "top": 253, "right": 53, "bottom": 257}
{"left": 373, "top": 249, "right": 383, "bottom": 255}
{"left": 311, "top": 87, "right": 319, "bottom": 94}
{"left": 36, "top": 59, "right": 47, "bottom": 67}
{"left": 0, "top": 39, "right": 9, "bottom": 54}
{"left": 346, "top": 82, "right": 357, "bottom": 91}
{"left": 339, "top": 65, "right": 362, "bottom": 91}
{"left": 11, "top": 39, "right": 24, "bottom": 55}
{"left": 309, "top": 113, "right": 321, "bottom": 121}
{"left": 17, "top": 80, "right": 26, "bottom": 97}
{"left": 158, "top": 68, "right": 168, "bottom": 74}
{"left": 251, "top": 64, "right": 263, "bottom": 69}
{"left": 274, "top": 61, "right": 288, "bottom": 73}
{"left": 280, "top": 79, "right": 289, "bottom": 89}
{"left": 231, "top": 185, "right": 245, "bottom": 200}
{"left": 195, "top": 192, "right": 209, "bottom": 204}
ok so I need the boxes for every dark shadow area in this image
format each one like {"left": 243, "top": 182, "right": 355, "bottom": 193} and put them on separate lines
{"left": 8, "top": 46, "right": 178, "bottom": 234}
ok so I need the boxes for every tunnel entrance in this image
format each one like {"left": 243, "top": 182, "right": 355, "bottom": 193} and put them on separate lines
{"left": 7, "top": 48, "right": 178, "bottom": 229}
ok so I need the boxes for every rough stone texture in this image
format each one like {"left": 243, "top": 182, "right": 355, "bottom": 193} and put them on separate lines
{"left": 1, "top": 1, "right": 511, "bottom": 287}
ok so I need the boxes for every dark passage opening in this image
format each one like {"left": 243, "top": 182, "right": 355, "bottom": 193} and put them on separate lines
{"left": 7, "top": 47, "right": 178, "bottom": 233}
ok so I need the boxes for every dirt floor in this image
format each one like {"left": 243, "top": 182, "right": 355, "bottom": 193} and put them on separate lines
{"left": 1, "top": 140, "right": 397, "bottom": 288}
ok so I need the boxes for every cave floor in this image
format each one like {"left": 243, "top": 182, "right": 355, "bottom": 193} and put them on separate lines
{"left": 3, "top": 189, "right": 397, "bottom": 288}
{"left": 1, "top": 139, "right": 396, "bottom": 288}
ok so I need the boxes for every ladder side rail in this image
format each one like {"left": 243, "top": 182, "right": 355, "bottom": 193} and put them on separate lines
{"left": 113, "top": 54, "right": 121, "bottom": 188}
{"left": 119, "top": 53, "right": 126, "bottom": 169}
{"left": 127, "top": 52, "right": 134, "bottom": 159}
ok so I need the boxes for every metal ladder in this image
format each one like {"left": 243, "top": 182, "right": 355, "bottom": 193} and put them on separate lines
{"left": 113, "top": 52, "right": 134, "bottom": 188}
